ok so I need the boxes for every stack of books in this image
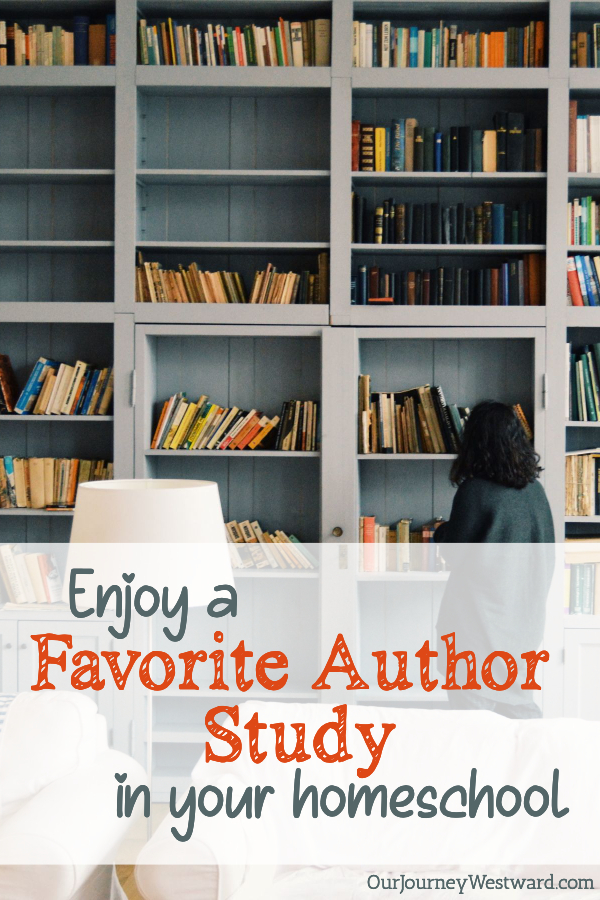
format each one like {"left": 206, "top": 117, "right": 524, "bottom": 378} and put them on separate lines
{"left": 352, "top": 114, "right": 544, "bottom": 173}
{"left": 0, "top": 15, "right": 115, "bottom": 65}
{"left": 568, "top": 197, "right": 600, "bottom": 246}
{"left": 565, "top": 539, "right": 600, "bottom": 615}
{"left": 567, "top": 255, "right": 600, "bottom": 306}
{"left": 565, "top": 449, "right": 600, "bottom": 517}
{"left": 13, "top": 357, "right": 113, "bottom": 416}
{"left": 138, "top": 17, "right": 330, "bottom": 66}
{"left": 571, "top": 28, "right": 600, "bottom": 68}
{"left": 0, "top": 545, "right": 63, "bottom": 607}
{"left": 226, "top": 519, "right": 316, "bottom": 570}
{"left": 358, "top": 374, "right": 532, "bottom": 454}
{"left": 568, "top": 342, "right": 600, "bottom": 421}
{"left": 352, "top": 20, "right": 546, "bottom": 68}
{"left": 136, "top": 256, "right": 328, "bottom": 305}
{"left": 352, "top": 257, "right": 544, "bottom": 306}
{"left": 152, "top": 394, "right": 319, "bottom": 452}
{"left": 569, "top": 102, "right": 600, "bottom": 173}
{"left": 358, "top": 516, "right": 445, "bottom": 573}
{"left": 0, "top": 457, "right": 112, "bottom": 509}
{"left": 352, "top": 196, "right": 545, "bottom": 245}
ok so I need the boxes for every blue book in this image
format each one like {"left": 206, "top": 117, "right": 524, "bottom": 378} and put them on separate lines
{"left": 491, "top": 204, "right": 505, "bottom": 244}
{"left": 385, "top": 128, "right": 391, "bottom": 171}
{"left": 74, "top": 369, "right": 93, "bottom": 415}
{"left": 434, "top": 132, "right": 443, "bottom": 171}
{"left": 584, "top": 255, "right": 600, "bottom": 306}
{"left": 391, "top": 120, "right": 402, "bottom": 171}
{"left": 80, "top": 370, "right": 101, "bottom": 415}
{"left": 409, "top": 27, "right": 418, "bottom": 66}
{"left": 14, "top": 358, "right": 58, "bottom": 414}
{"left": 106, "top": 13, "right": 116, "bottom": 65}
{"left": 3, "top": 457, "right": 16, "bottom": 507}
{"left": 502, "top": 263, "right": 509, "bottom": 305}
{"left": 350, "top": 276, "right": 357, "bottom": 305}
{"left": 575, "top": 255, "right": 591, "bottom": 305}
{"left": 580, "top": 256, "right": 596, "bottom": 306}
{"left": 358, "top": 266, "right": 368, "bottom": 305}
{"left": 73, "top": 16, "right": 90, "bottom": 65}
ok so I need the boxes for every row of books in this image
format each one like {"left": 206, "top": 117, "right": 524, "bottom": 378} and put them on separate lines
{"left": 152, "top": 394, "right": 319, "bottom": 453}
{"left": 567, "top": 255, "right": 600, "bottom": 306}
{"left": 0, "top": 545, "right": 62, "bottom": 607}
{"left": 0, "top": 16, "right": 115, "bottom": 66}
{"left": 352, "top": 21, "right": 546, "bottom": 69}
{"left": 568, "top": 197, "right": 600, "bottom": 246}
{"left": 226, "top": 519, "right": 316, "bottom": 571}
{"left": 571, "top": 29, "right": 600, "bottom": 69}
{"left": 12, "top": 356, "right": 113, "bottom": 416}
{"left": 352, "top": 257, "right": 545, "bottom": 307}
{"left": 564, "top": 539, "right": 600, "bottom": 616}
{"left": 136, "top": 256, "right": 328, "bottom": 305}
{"left": 0, "top": 457, "right": 112, "bottom": 510}
{"left": 358, "top": 378, "right": 468, "bottom": 455}
{"left": 353, "top": 116, "right": 544, "bottom": 174}
{"left": 352, "top": 196, "right": 545, "bottom": 246}
{"left": 568, "top": 343, "right": 600, "bottom": 422}
{"left": 569, "top": 103, "right": 600, "bottom": 173}
{"left": 358, "top": 516, "right": 445, "bottom": 573}
{"left": 565, "top": 450, "right": 600, "bottom": 517}
{"left": 138, "top": 17, "right": 330, "bottom": 67}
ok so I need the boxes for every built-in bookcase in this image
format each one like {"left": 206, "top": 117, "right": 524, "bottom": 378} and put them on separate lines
{"left": 134, "top": 325, "right": 322, "bottom": 541}
{"left": 2, "top": 0, "right": 599, "bottom": 779}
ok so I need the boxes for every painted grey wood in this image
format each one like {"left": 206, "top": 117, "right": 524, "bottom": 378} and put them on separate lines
{"left": 352, "top": 243, "right": 546, "bottom": 253}
{"left": 352, "top": 67, "right": 550, "bottom": 93}
{"left": 343, "top": 306, "right": 546, "bottom": 326}
{"left": 133, "top": 303, "right": 329, "bottom": 325}
{"left": 0, "top": 170, "right": 114, "bottom": 184}
{"left": 0, "top": 68, "right": 116, "bottom": 89}
{"left": 137, "top": 66, "right": 332, "bottom": 93}
{"left": 0, "top": 302, "right": 114, "bottom": 321}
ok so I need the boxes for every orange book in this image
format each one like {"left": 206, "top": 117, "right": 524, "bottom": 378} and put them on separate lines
{"left": 535, "top": 21, "right": 545, "bottom": 67}
{"left": 490, "top": 267, "right": 499, "bottom": 305}
{"left": 237, "top": 417, "right": 266, "bottom": 450}
{"left": 66, "top": 459, "right": 80, "bottom": 506}
{"left": 229, "top": 414, "right": 260, "bottom": 450}
{"left": 248, "top": 416, "right": 279, "bottom": 450}
{"left": 567, "top": 258, "right": 584, "bottom": 307}
{"left": 362, "top": 515, "right": 376, "bottom": 573}
{"left": 151, "top": 400, "right": 170, "bottom": 449}
{"left": 279, "top": 18, "right": 289, "bottom": 65}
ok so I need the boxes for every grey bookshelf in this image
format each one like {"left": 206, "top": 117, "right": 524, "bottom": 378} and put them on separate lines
{"left": 2, "top": 0, "right": 599, "bottom": 786}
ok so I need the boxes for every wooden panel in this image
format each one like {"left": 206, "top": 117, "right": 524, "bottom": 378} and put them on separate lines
{"left": 0, "top": 184, "right": 113, "bottom": 241}
{"left": 139, "top": 94, "right": 330, "bottom": 170}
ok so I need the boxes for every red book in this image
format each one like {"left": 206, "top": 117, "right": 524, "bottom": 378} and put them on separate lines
{"left": 569, "top": 100, "right": 578, "bottom": 173}
{"left": 362, "top": 515, "right": 376, "bottom": 572}
{"left": 567, "top": 258, "right": 584, "bottom": 306}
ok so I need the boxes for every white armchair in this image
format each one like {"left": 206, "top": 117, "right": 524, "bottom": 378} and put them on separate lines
{"left": 0, "top": 691, "right": 146, "bottom": 900}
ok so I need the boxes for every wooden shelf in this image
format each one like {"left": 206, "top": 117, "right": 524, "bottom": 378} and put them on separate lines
{"left": 352, "top": 171, "right": 547, "bottom": 186}
{"left": 137, "top": 169, "right": 330, "bottom": 185}
{"left": 352, "top": 67, "right": 549, "bottom": 93}
{"left": 0, "top": 415, "right": 113, "bottom": 422}
{"left": 0, "top": 169, "right": 114, "bottom": 184}
{"left": 358, "top": 453, "right": 455, "bottom": 460}
{"left": 0, "top": 241, "right": 113, "bottom": 252}
{"left": 0, "top": 67, "right": 116, "bottom": 90}
{"left": 0, "top": 303, "right": 114, "bottom": 323}
{"left": 342, "top": 305, "right": 546, "bottom": 326}
{"left": 133, "top": 303, "right": 329, "bottom": 325}
{"left": 0, "top": 509, "right": 73, "bottom": 516}
{"left": 136, "top": 241, "right": 329, "bottom": 252}
{"left": 145, "top": 449, "right": 320, "bottom": 457}
{"left": 353, "top": 243, "right": 545, "bottom": 254}
{"left": 136, "top": 66, "right": 331, "bottom": 94}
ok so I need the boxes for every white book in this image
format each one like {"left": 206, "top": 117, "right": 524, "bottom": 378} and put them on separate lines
{"left": 381, "top": 21, "right": 390, "bottom": 68}
{"left": 366, "top": 24, "right": 373, "bottom": 68}
{"left": 0, "top": 544, "right": 27, "bottom": 604}
{"left": 352, "top": 21, "right": 359, "bottom": 67}
{"left": 12, "top": 548, "right": 38, "bottom": 605}
{"left": 60, "top": 360, "right": 87, "bottom": 415}
{"left": 25, "top": 554, "right": 47, "bottom": 604}
{"left": 50, "top": 364, "right": 74, "bottom": 415}
{"left": 359, "top": 22, "right": 367, "bottom": 68}
{"left": 417, "top": 29, "right": 425, "bottom": 67}
{"left": 46, "top": 362, "right": 67, "bottom": 414}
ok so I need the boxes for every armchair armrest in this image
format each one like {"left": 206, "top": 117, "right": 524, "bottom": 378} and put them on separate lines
{"left": 0, "top": 749, "right": 146, "bottom": 900}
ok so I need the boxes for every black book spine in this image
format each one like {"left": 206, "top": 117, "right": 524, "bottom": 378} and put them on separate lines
{"left": 449, "top": 206, "right": 458, "bottom": 244}
{"left": 457, "top": 203, "right": 466, "bottom": 244}
{"left": 414, "top": 128, "right": 424, "bottom": 172}
{"left": 424, "top": 203, "right": 432, "bottom": 243}
{"left": 494, "top": 111, "right": 508, "bottom": 172}
{"left": 507, "top": 112, "right": 525, "bottom": 172}
{"left": 432, "top": 203, "right": 441, "bottom": 244}
{"left": 450, "top": 126, "right": 459, "bottom": 172}
{"left": 508, "top": 259, "right": 520, "bottom": 304}
{"left": 458, "top": 126, "right": 473, "bottom": 172}
{"left": 383, "top": 200, "right": 390, "bottom": 244}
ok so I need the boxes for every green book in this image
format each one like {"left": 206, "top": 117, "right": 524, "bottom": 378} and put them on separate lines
{"left": 274, "top": 25, "right": 285, "bottom": 66}
{"left": 581, "top": 355, "right": 598, "bottom": 421}
{"left": 225, "top": 27, "right": 236, "bottom": 65}
{"left": 423, "top": 127, "right": 435, "bottom": 172}
{"left": 424, "top": 31, "right": 432, "bottom": 68}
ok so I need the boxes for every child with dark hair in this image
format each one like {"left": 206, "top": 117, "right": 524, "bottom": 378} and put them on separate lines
{"left": 435, "top": 401, "right": 554, "bottom": 718}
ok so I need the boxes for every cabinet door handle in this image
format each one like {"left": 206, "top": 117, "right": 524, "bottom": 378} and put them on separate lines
{"left": 332, "top": 526, "right": 343, "bottom": 537}
{"left": 4, "top": 644, "right": 11, "bottom": 650}
{"left": 20, "top": 643, "right": 27, "bottom": 650}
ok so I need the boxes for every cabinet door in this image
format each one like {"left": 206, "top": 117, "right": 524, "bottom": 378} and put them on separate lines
{"left": 0, "top": 622, "right": 18, "bottom": 694}
{"left": 564, "top": 630, "right": 600, "bottom": 719}
{"left": 17, "top": 620, "right": 114, "bottom": 739}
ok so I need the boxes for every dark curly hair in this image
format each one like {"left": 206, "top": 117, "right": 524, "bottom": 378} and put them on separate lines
{"left": 450, "top": 400, "right": 541, "bottom": 489}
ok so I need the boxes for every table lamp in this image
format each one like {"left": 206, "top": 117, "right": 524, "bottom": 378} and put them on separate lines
{"left": 67, "top": 479, "right": 234, "bottom": 609}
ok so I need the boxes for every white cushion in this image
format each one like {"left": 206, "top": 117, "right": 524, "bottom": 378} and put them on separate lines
{"left": 0, "top": 691, "right": 99, "bottom": 809}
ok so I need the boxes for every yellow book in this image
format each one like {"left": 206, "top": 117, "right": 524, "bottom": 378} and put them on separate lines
{"left": 170, "top": 402, "right": 198, "bottom": 450}
{"left": 375, "top": 127, "right": 386, "bottom": 172}
{"left": 162, "top": 399, "right": 189, "bottom": 450}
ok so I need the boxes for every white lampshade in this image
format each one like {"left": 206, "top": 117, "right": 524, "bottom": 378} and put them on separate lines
{"left": 67, "top": 479, "right": 234, "bottom": 608}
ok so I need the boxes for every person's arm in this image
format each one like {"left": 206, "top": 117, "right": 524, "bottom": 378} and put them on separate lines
{"left": 434, "top": 480, "right": 487, "bottom": 544}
